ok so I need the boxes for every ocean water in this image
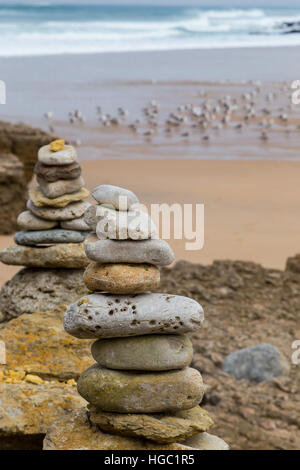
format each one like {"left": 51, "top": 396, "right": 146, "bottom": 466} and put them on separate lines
{"left": 0, "top": 4, "right": 300, "bottom": 57}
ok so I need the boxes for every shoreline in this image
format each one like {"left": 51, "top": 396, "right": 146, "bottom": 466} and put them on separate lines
{"left": 1, "top": 46, "right": 300, "bottom": 90}
{"left": 2, "top": 43, "right": 300, "bottom": 59}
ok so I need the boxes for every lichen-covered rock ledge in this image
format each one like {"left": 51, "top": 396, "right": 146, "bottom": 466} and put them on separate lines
{"left": 0, "top": 306, "right": 93, "bottom": 450}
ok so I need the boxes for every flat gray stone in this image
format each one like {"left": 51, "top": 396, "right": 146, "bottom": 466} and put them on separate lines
{"left": 64, "top": 293, "right": 204, "bottom": 339}
{"left": 14, "top": 229, "right": 88, "bottom": 246}
{"left": 84, "top": 233, "right": 174, "bottom": 266}
{"left": 222, "top": 343, "right": 290, "bottom": 383}
{"left": 61, "top": 216, "right": 90, "bottom": 231}
{"left": 34, "top": 160, "right": 81, "bottom": 182}
{"left": 27, "top": 199, "right": 90, "bottom": 221}
{"left": 88, "top": 406, "right": 213, "bottom": 444}
{"left": 38, "top": 144, "right": 77, "bottom": 166}
{"left": 17, "top": 210, "right": 58, "bottom": 230}
{"left": 95, "top": 205, "right": 157, "bottom": 240}
{"left": 0, "top": 244, "right": 89, "bottom": 269}
{"left": 77, "top": 365, "right": 204, "bottom": 413}
{"left": 92, "top": 184, "right": 139, "bottom": 210}
{"left": 37, "top": 175, "right": 85, "bottom": 199}
{"left": 91, "top": 334, "right": 193, "bottom": 371}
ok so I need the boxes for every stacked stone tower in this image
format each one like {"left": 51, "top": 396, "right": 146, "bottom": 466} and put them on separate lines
{"left": 0, "top": 140, "right": 91, "bottom": 321}
{"left": 1, "top": 139, "right": 90, "bottom": 268}
{"left": 43, "top": 184, "right": 229, "bottom": 450}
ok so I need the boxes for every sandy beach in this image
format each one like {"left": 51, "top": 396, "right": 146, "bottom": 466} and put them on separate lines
{"left": 1, "top": 158, "right": 300, "bottom": 286}
{"left": 1, "top": 47, "right": 300, "bottom": 285}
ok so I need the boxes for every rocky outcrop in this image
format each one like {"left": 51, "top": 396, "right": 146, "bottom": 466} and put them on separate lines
{"left": 1, "top": 257, "right": 300, "bottom": 449}
{"left": 0, "top": 120, "right": 55, "bottom": 183}
{"left": 0, "top": 382, "right": 86, "bottom": 450}
{"left": 0, "top": 153, "right": 27, "bottom": 234}
{"left": 0, "top": 306, "right": 93, "bottom": 379}
{"left": 0, "top": 121, "right": 55, "bottom": 234}
{"left": 0, "top": 268, "right": 88, "bottom": 322}
{"left": 159, "top": 258, "right": 300, "bottom": 450}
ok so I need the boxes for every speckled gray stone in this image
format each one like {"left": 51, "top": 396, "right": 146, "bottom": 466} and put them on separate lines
{"left": 14, "top": 229, "right": 88, "bottom": 246}
{"left": 84, "top": 234, "right": 174, "bottom": 266}
{"left": 64, "top": 293, "right": 204, "bottom": 339}
{"left": 92, "top": 184, "right": 139, "bottom": 210}
{"left": 27, "top": 199, "right": 90, "bottom": 221}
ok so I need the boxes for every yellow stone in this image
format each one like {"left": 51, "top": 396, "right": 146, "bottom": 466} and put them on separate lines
{"left": 67, "top": 379, "right": 76, "bottom": 386}
{"left": 29, "top": 187, "right": 90, "bottom": 208}
{"left": 50, "top": 139, "right": 65, "bottom": 152}
{"left": 25, "top": 374, "right": 45, "bottom": 385}
{"left": 83, "top": 262, "right": 160, "bottom": 294}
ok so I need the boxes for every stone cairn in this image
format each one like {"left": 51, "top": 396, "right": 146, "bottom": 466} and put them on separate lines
{"left": 0, "top": 140, "right": 92, "bottom": 321}
{"left": 43, "top": 184, "right": 229, "bottom": 450}
{"left": 0, "top": 139, "right": 91, "bottom": 270}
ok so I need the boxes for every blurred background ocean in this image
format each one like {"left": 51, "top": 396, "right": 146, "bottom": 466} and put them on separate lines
{"left": 1, "top": 3, "right": 300, "bottom": 56}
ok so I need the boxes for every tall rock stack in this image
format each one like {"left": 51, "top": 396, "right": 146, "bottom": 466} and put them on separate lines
{"left": 0, "top": 140, "right": 91, "bottom": 321}
{"left": 17, "top": 139, "right": 91, "bottom": 250}
{"left": 43, "top": 184, "right": 229, "bottom": 450}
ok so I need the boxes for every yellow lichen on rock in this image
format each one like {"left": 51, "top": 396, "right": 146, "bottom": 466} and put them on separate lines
{"left": 0, "top": 369, "right": 26, "bottom": 384}
{"left": 77, "top": 298, "right": 89, "bottom": 306}
{"left": 0, "top": 307, "right": 93, "bottom": 383}
{"left": 67, "top": 379, "right": 76, "bottom": 386}
{"left": 25, "top": 374, "right": 45, "bottom": 385}
{"left": 50, "top": 139, "right": 65, "bottom": 152}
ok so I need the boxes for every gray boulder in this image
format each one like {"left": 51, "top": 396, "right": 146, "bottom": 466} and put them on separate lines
{"left": 222, "top": 343, "right": 290, "bottom": 383}
{"left": 0, "top": 268, "right": 89, "bottom": 322}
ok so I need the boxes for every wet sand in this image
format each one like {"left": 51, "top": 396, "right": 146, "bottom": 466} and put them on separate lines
{"left": 1, "top": 158, "right": 300, "bottom": 286}
{"left": 1, "top": 47, "right": 300, "bottom": 162}
{"left": 1, "top": 51, "right": 300, "bottom": 163}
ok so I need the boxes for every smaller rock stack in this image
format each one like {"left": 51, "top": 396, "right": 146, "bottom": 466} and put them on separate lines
{"left": 51, "top": 184, "right": 229, "bottom": 450}
{"left": 0, "top": 140, "right": 91, "bottom": 269}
